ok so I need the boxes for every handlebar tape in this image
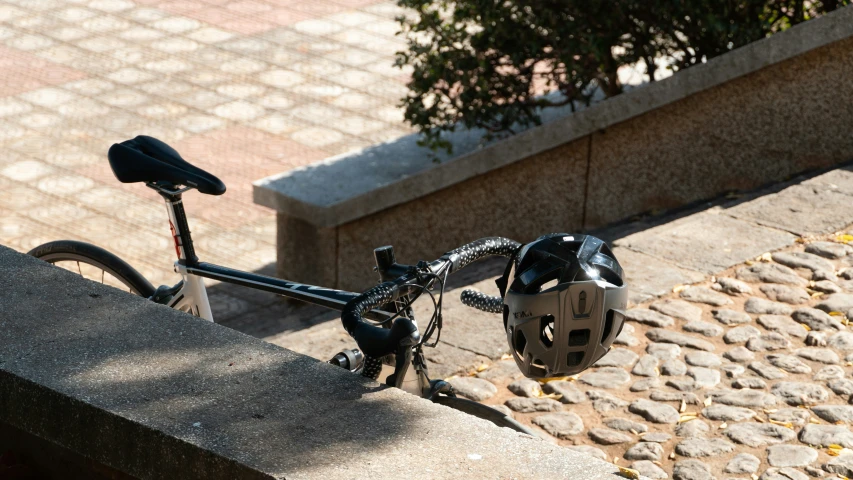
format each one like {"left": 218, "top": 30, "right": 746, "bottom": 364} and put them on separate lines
{"left": 341, "top": 282, "right": 419, "bottom": 358}
{"left": 443, "top": 237, "right": 520, "bottom": 272}
{"left": 460, "top": 289, "right": 503, "bottom": 314}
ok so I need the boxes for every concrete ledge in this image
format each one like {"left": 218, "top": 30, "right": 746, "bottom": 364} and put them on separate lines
{"left": 0, "top": 246, "right": 621, "bottom": 480}
{"left": 254, "top": 5, "right": 853, "bottom": 228}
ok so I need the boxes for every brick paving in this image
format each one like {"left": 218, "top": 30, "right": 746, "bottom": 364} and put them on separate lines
{"left": 0, "top": 0, "right": 413, "bottom": 287}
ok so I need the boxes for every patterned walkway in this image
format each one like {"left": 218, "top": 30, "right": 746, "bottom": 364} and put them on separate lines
{"left": 0, "top": 0, "right": 412, "bottom": 286}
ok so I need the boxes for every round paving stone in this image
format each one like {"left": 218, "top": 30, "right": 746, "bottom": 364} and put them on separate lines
{"left": 595, "top": 348, "right": 639, "bottom": 367}
{"left": 725, "top": 453, "right": 760, "bottom": 474}
{"left": 604, "top": 417, "right": 648, "bottom": 433}
{"left": 767, "top": 444, "right": 819, "bottom": 467}
{"left": 504, "top": 397, "right": 562, "bottom": 413}
{"left": 685, "top": 351, "right": 722, "bottom": 368}
{"left": 629, "top": 399, "right": 680, "bottom": 424}
{"left": 631, "top": 460, "right": 668, "bottom": 480}
{"left": 724, "top": 325, "right": 762, "bottom": 344}
{"left": 565, "top": 445, "right": 607, "bottom": 461}
{"left": 587, "top": 390, "right": 629, "bottom": 413}
{"left": 745, "top": 297, "right": 794, "bottom": 315}
{"left": 680, "top": 286, "right": 733, "bottom": 306}
{"left": 661, "top": 359, "right": 688, "bottom": 376}
{"left": 673, "top": 459, "right": 714, "bottom": 480}
{"left": 829, "top": 378, "right": 853, "bottom": 396}
{"left": 649, "top": 390, "right": 701, "bottom": 404}
{"left": 766, "top": 354, "right": 812, "bottom": 374}
{"left": 542, "top": 381, "right": 586, "bottom": 404}
{"left": 732, "top": 377, "right": 767, "bottom": 389}
{"left": 624, "top": 308, "right": 676, "bottom": 327}
{"left": 813, "top": 279, "right": 843, "bottom": 294}
{"left": 650, "top": 299, "right": 702, "bottom": 322}
{"left": 806, "top": 241, "right": 852, "bottom": 259}
{"left": 641, "top": 432, "right": 671, "bottom": 443}
{"left": 448, "top": 377, "right": 498, "bottom": 401}
{"left": 748, "top": 361, "right": 788, "bottom": 380}
{"left": 688, "top": 367, "right": 720, "bottom": 389}
{"left": 646, "top": 329, "right": 715, "bottom": 351}
{"left": 724, "top": 346, "right": 756, "bottom": 363}
{"left": 812, "top": 405, "right": 853, "bottom": 424}
{"left": 828, "top": 331, "right": 853, "bottom": 351}
{"left": 683, "top": 320, "right": 724, "bottom": 337}
{"left": 632, "top": 355, "right": 659, "bottom": 377}
{"left": 806, "top": 331, "right": 828, "bottom": 346}
{"left": 531, "top": 412, "right": 584, "bottom": 439}
{"left": 760, "top": 284, "right": 810, "bottom": 304}
{"left": 624, "top": 441, "right": 664, "bottom": 461}
{"left": 768, "top": 408, "right": 810, "bottom": 427}
{"left": 747, "top": 332, "right": 792, "bottom": 352}
{"left": 757, "top": 314, "right": 809, "bottom": 339}
{"left": 708, "top": 388, "right": 778, "bottom": 407}
{"left": 647, "top": 343, "right": 682, "bottom": 360}
{"left": 630, "top": 378, "right": 660, "bottom": 392}
{"left": 674, "top": 419, "right": 709, "bottom": 438}
{"left": 614, "top": 322, "right": 640, "bottom": 347}
{"left": 799, "top": 424, "right": 853, "bottom": 447}
{"left": 675, "top": 437, "right": 734, "bottom": 457}
{"left": 772, "top": 251, "right": 836, "bottom": 275}
{"left": 793, "top": 307, "right": 844, "bottom": 331}
{"left": 794, "top": 347, "right": 841, "bottom": 365}
{"left": 666, "top": 379, "right": 698, "bottom": 392}
{"left": 823, "top": 451, "right": 853, "bottom": 477}
{"left": 588, "top": 428, "right": 633, "bottom": 445}
{"left": 771, "top": 382, "right": 829, "bottom": 406}
{"left": 723, "top": 422, "right": 797, "bottom": 447}
{"left": 580, "top": 367, "right": 631, "bottom": 388}
{"left": 702, "top": 404, "right": 757, "bottom": 421}
{"left": 737, "top": 262, "right": 808, "bottom": 285}
{"left": 815, "top": 365, "right": 846, "bottom": 381}
{"left": 715, "top": 277, "right": 753, "bottom": 295}
{"left": 507, "top": 378, "right": 542, "bottom": 397}
{"left": 713, "top": 308, "right": 752, "bottom": 325}
{"left": 759, "top": 467, "right": 809, "bottom": 480}
{"left": 721, "top": 363, "right": 746, "bottom": 378}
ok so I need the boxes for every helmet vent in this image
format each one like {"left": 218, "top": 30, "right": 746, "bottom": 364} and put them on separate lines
{"left": 539, "top": 315, "right": 555, "bottom": 348}
{"left": 567, "top": 351, "right": 584, "bottom": 367}
{"left": 514, "top": 328, "right": 528, "bottom": 359}
{"left": 539, "top": 278, "right": 558, "bottom": 292}
{"left": 502, "top": 304, "right": 509, "bottom": 331}
{"left": 601, "top": 309, "right": 615, "bottom": 342}
{"left": 569, "top": 329, "right": 590, "bottom": 346}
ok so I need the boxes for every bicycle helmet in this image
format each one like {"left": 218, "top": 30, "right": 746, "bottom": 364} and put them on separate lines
{"left": 498, "top": 233, "right": 628, "bottom": 379}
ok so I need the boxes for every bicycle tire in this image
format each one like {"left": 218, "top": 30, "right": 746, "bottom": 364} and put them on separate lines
{"left": 432, "top": 395, "right": 540, "bottom": 437}
{"left": 28, "top": 240, "right": 156, "bottom": 298}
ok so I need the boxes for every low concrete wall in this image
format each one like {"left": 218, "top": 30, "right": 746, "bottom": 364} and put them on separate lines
{"left": 0, "top": 246, "right": 621, "bottom": 480}
{"left": 256, "top": 6, "right": 853, "bottom": 291}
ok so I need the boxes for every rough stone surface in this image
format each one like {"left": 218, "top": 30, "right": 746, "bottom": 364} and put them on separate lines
{"left": 747, "top": 332, "right": 793, "bottom": 352}
{"left": 799, "top": 424, "right": 853, "bottom": 448}
{"left": 648, "top": 343, "right": 683, "bottom": 360}
{"left": 828, "top": 331, "right": 853, "bottom": 351}
{"left": 649, "top": 390, "right": 701, "bottom": 405}
{"left": 542, "top": 381, "right": 586, "bottom": 404}
{"left": 624, "top": 441, "right": 664, "bottom": 461}
{"left": 675, "top": 438, "right": 735, "bottom": 457}
{"left": 531, "top": 412, "right": 584, "bottom": 438}
{"left": 630, "top": 378, "right": 661, "bottom": 392}
{"left": 721, "top": 364, "right": 745, "bottom": 378}
{"left": 749, "top": 361, "right": 788, "bottom": 380}
{"left": 661, "top": 359, "right": 689, "bottom": 376}
{"left": 767, "top": 445, "right": 819, "bottom": 468}
{"left": 587, "top": 390, "right": 629, "bottom": 412}
{"left": 823, "top": 452, "right": 853, "bottom": 477}
{"left": 766, "top": 354, "right": 812, "bottom": 374}
{"left": 647, "top": 329, "right": 715, "bottom": 351}
{"left": 745, "top": 297, "right": 794, "bottom": 315}
{"left": 683, "top": 320, "right": 724, "bottom": 337}
{"left": 624, "top": 309, "right": 676, "bottom": 328}
{"left": 595, "top": 347, "right": 639, "bottom": 368}
{"left": 768, "top": 408, "right": 811, "bottom": 426}
{"left": 829, "top": 378, "right": 853, "bottom": 396}
{"left": 565, "top": 445, "right": 608, "bottom": 461}
{"left": 732, "top": 377, "right": 767, "bottom": 389}
{"left": 708, "top": 388, "right": 778, "bottom": 407}
{"left": 773, "top": 251, "right": 836, "bottom": 275}
{"left": 792, "top": 308, "right": 844, "bottom": 331}
{"left": 760, "top": 284, "right": 811, "bottom": 304}
{"left": 680, "top": 286, "right": 733, "bottom": 306}
{"left": 673, "top": 460, "right": 714, "bottom": 480}
{"left": 796, "top": 347, "right": 841, "bottom": 364}
{"left": 632, "top": 460, "right": 668, "bottom": 479}
{"left": 713, "top": 309, "right": 752, "bottom": 325}
{"left": 614, "top": 322, "right": 640, "bottom": 347}
{"left": 724, "top": 346, "right": 756, "bottom": 363}
{"left": 629, "top": 399, "right": 680, "bottom": 424}
{"left": 641, "top": 432, "right": 672, "bottom": 443}
{"left": 759, "top": 467, "right": 810, "bottom": 480}
{"left": 580, "top": 368, "right": 632, "bottom": 388}
{"left": 685, "top": 351, "right": 723, "bottom": 368}
{"left": 723, "top": 422, "right": 797, "bottom": 447}
{"left": 725, "top": 453, "right": 761, "bottom": 474}
{"left": 650, "top": 299, "right": 703, "bottom": 322}
{"left": 507, "top": 378, "right": 542, "bottom": 398}
{"left": 604, "top": 417, "right": 648, "bottom": 434}
{"left": 806, "top": 241, "right": 853, "bottom": 259}
{"left": 816, "top": 294, "right": 853, "bottom": 314}
{"left": 812, "top": 405, "right": 853, "bottom": 424}
{"left": 813, "top": 279, "right": 843, "bottom": 294}
{"left": 806, "top": 331, "right": 829, "bottom": 346}
{"left": 448, "top": 377, "right": 499, "bottom": 401}
{"left": 757, "top": 314, "right": 809, "bottom": 338}
{"left": 771, "top": 382, "right": 829, "bottom": 405}
{"left": 688, "top": 367, "right": 721, "bottom": 388}
{"left": 675, "top": 420, "right": 710, "bottom": 438}
{"left": 504, "top": 397, "right": 563, "bottom": 413}
{"left": 737, "top": 263, "right": 808, "bottom": 286}
{"left": 633, "top": 355, "right": 660, "bottom": 377}
{"left": 715, "top": 277, "right": 753, "bottom": 295}
{"left": 702, "top": 404, "right": 757, "bottom": 421}
{"left": 725, "top": 325, "right": 762, "bottom": 344}
{"left": 588, "top": 428, "right": 633, "bottom": 445}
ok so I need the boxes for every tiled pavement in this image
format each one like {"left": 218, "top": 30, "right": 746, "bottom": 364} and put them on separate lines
{"left": 0, "top": 0, "right": 414, "bottom": 287}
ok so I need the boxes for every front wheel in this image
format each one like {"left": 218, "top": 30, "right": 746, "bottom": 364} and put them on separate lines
{"left": 28, "top": 240, "right": 156, "bottom": 298}
{"left": 432, "top": 395, "right": 540, "bottom": 437}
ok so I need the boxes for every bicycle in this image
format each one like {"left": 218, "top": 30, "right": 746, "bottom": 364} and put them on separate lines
{"left": 28, "top": 136, "right": 537, "bottom": 436}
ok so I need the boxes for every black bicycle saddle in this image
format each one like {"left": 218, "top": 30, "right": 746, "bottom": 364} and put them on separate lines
{"left": 108, "top": 135, "right": 226, "bottom": 195}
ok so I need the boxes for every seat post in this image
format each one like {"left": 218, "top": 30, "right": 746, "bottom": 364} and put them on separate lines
{"left": 157, "top": 188, "right": 199, "bottom": 267}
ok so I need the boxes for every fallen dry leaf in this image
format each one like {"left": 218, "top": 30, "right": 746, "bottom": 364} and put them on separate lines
{"left": 617, "top": 467, "right": 638, "bottom": 479}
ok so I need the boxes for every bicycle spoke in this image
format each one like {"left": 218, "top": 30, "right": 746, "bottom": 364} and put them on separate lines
{"left": 77, "top": 261, "right": 82, "bottom": 276}
{"left": 101, "top": 270, "right": 104, "bottom": 284}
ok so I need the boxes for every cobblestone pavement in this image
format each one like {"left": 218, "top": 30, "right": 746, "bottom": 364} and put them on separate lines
{"left": 0, "top": 0, "right": 413, "bottom": 287}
